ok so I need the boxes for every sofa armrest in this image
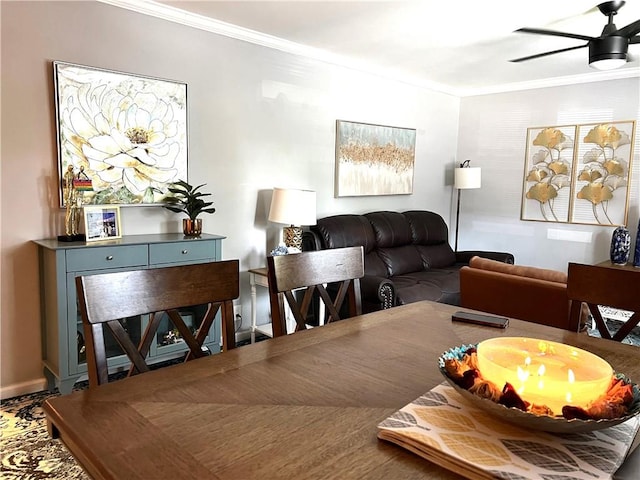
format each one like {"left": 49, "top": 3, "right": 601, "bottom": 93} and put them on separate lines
{"left": 456, "top": 250, "right": 514, "bottom": 265}
{"left": 360, "top": 275, "right": 395, "bottom": 310}
{"left": 302, "top": 229, "right": 322, "bottom": 251}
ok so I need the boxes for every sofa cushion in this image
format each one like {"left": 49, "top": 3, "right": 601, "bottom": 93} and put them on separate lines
{"left": 469, "top": 256, "right": 567, "bottom": 284}
{"left": 365, "top": 211, "right": 412, "bottom": 248}
{"left": 404, "top": 210, "right": 449, "bottom": 245}
{"left": 405, "top": 210, "right": 456, "bottom": 268}
{"left": 364, "top": 252, "right": 389, "bottom": 277}
{"left": 315, "top": 215, "right": 377, "bottom": 253}
{"left": 377, "top": 245, "right": 424, "bottom": 276}
{"left": 393, "top": 269, "right": 461, "bottom": 305}
{"left": 366, "top": 212, "right": 425, "bottom": 275}
{"left": 415, "top": 244, "right": 456, "bottom": 269}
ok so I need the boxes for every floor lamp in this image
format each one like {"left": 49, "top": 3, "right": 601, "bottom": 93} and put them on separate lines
{"left": 454, "top": 160, "right": 481, "bottom": 252}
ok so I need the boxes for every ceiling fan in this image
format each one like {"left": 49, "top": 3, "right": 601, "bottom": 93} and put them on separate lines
{"left": 510, "top": 1, "right": 640, "bottom": 70}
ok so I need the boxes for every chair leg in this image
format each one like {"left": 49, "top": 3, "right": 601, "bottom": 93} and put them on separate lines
{"left": 588, "top": 303, "right": 612, "bottom": 340}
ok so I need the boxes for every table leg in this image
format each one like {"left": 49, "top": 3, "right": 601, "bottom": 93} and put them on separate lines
{"left": 250, "top": 273, "right": 257, "bottom": 344}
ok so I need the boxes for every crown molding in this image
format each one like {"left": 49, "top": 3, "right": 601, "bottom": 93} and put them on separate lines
{"left": 99, "top": 0, "right": 640, "bottom": 98}
{"left": 455, "top": 67, "right": 640, "bottom": 97}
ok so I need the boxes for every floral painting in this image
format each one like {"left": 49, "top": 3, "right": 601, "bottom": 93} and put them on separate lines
{"left": 521, "top": 125, "right": 576, "bottom": 222}
{"left": 521, "top": 121, "right": 635, "bottom": 226}
{"left": 54, "top": 61, "right": 187, "bottom": 206}
{"left": 570, "top": 122, "right": 634, "bottom": 226}
{"left": 335, "top": 120, "right": 415, "bottom": 197}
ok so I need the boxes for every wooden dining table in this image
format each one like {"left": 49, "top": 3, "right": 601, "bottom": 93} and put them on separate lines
{"left": 43, "top": 300, "right": 640, "bottom": 480}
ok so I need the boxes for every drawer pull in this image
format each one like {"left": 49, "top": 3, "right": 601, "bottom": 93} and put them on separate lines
{"left": 181, "top": 250, "right": 188, "bottom": 254}
{"left": 106, "top": 255, "right": 114, "bottom": 261}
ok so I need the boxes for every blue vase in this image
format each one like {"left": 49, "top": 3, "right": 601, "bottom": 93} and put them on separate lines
{"left": 610, "top": 226, "right": 631, "bottom": 265}
{"left": 633, "top": 220, "right": 640, "bottom": 268}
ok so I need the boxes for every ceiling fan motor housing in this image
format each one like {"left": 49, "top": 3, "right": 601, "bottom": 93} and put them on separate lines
{"left": 589, "top": 35, "right": 628, "bottom": 63}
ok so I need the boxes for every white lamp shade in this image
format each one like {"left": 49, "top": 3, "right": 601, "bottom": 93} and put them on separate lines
{"left": 268, "top": 187, "right": 317, "bottom": 226}
{"left": 454, "top": 167, "right": 481, "bottom": 189}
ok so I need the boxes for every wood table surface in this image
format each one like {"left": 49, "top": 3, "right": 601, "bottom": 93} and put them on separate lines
{"left": 43, "top": 300, "right": 640, "bottom": 480}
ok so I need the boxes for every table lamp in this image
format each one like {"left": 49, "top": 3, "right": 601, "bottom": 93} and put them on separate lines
{"left": 454, "top": 160, "right": 481, "bottom": 251}
{"left": 268, "top": 187, "right": 316, "bottom": 251}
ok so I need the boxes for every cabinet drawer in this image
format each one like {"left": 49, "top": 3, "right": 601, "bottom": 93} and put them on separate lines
{"left": 149, "top": 241, "right": 216, "bottom": 265}
{"left": 66, "top": 245, "right": 148, "bottom": 272}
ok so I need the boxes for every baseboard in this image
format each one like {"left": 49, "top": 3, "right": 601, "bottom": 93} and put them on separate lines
{"left": 235, "top": 329, "right": 251, "bottom": 343}
{"left": 0, "top": 378, "right": 48, "bottom": 400}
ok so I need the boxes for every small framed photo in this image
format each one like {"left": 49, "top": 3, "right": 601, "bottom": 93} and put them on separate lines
{"left": 83, "top": 206, "right": 122, "bottom": 242}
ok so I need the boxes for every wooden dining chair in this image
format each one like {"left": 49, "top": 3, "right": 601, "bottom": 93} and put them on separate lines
{"left": 267, "top": 246, "right": 364, "bottom": 337}
{"left": 76, "top": 260, "right": 239, "bottom": 387}
{"left": 567, "top": 262, "right": 640, "bottom": 342}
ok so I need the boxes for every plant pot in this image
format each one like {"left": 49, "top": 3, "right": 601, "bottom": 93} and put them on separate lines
{"left": 183, "top": 218, "right": 202, "bottom": 237}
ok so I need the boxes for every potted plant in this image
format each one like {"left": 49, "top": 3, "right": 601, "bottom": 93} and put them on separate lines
{"left": 163, "top": 179, "right": 216, "bottom": 237}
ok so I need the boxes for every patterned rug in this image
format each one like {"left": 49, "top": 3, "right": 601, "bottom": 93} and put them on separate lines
{"left": 0, "top": 389, "right": 88, "bottom": 479}
{"left": 1, "top": 322, "right": 637, "bottom": 479}
{"left": 0, "top": 337, "right": 264, "bottom": 479}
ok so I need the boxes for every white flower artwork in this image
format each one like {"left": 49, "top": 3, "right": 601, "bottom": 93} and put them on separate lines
{"left": 54, "top": 62, "right": 188, "bottom": 206}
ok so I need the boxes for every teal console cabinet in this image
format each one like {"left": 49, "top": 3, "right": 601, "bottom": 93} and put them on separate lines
{"left": 34, "top": 233, "right": 225, "bottom": 394}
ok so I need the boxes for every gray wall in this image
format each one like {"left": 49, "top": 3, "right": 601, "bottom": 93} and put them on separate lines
{"left": 457, "top": 82, "right": 640, "bottom": 270}
{"left": 1, "top": 1, "right": 460, "bottom": 394}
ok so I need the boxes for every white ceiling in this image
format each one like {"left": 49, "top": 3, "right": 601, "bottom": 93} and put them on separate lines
{"left": 108, "top": 0, "right": 640, "bottom": 96}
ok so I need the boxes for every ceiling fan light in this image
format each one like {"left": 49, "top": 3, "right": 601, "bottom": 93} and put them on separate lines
{"left": 589, "top": 36, "right": 628, "bottom": 70}
{"left": 590, "top": 57, "right": 627, "bottom": 70}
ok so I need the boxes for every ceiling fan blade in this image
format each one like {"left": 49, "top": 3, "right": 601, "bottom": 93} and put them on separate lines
{"left": 616, "top": 20, "right": 640, "bottom": 38}
{"left": 630, "top": 36, "right": 640, "bottom": 44}
{"left": 515, "top": 27, "right": 594, "bottom": 42}
{"left": 509, "top": 44, "right": 588, "bottom": 63}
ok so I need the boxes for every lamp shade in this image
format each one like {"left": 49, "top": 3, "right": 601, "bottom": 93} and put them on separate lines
{"left": 268, "top": 187, "right": 316, "bottom": 226}
{"left": 454, "top": 167, "right": 481, "bottom": 190}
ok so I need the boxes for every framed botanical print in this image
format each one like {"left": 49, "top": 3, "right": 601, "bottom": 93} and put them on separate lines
{"left": 570, "top": 121, "right": 634, "bottom": 226}
{"left": 521, "top": 125, "right": 576, "bottom": 223}
{"left": 53, "top": 61, "right": 188, "bottom": 207}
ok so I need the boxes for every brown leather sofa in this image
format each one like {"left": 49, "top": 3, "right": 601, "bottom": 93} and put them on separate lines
{"left": 460, "top": 256, "right": 584, "bottom": 331}
{"left": 305, "top": 210, "right": 514, "bottom": 312}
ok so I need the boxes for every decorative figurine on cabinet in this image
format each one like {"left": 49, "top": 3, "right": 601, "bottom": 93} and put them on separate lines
{"left": 58, "top": 165, "right": 91, "bottom": 242}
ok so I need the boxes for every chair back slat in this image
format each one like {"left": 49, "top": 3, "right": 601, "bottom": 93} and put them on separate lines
{"left": 76, "top": 260, "right": 239, "bottom": 387}
{"left": 78, "top": 261, "right": 239, "bottom": 324}
{"left": 269, "top": 247, "right": 364, "bottom": 292}
{"left": 267, "top": 247, "right": 364, "bottom": 336}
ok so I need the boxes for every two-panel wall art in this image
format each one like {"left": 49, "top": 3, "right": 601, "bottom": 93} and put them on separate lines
{"left": 521, "top": 121, "right": 635, "bottom": 227}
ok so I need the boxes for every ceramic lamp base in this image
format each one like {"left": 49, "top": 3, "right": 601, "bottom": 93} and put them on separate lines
{"left": 283, "top": 225, "right": 303, "bottom": 250}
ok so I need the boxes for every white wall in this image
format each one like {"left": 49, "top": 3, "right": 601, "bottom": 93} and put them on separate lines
{"left": 457, "top": 79, "right": 640, "bottom": 271}
{"left": 0, "top": 1, "right": 459, "bottom": 393}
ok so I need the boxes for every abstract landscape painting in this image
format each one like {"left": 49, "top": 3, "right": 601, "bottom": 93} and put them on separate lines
{"left": 335, "top": 120, "right": 415, "bottom": 197}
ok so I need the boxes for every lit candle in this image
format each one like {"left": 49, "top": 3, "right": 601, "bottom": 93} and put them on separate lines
{"left": 476, "top": 337, "right": 613, "bottom": 415}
